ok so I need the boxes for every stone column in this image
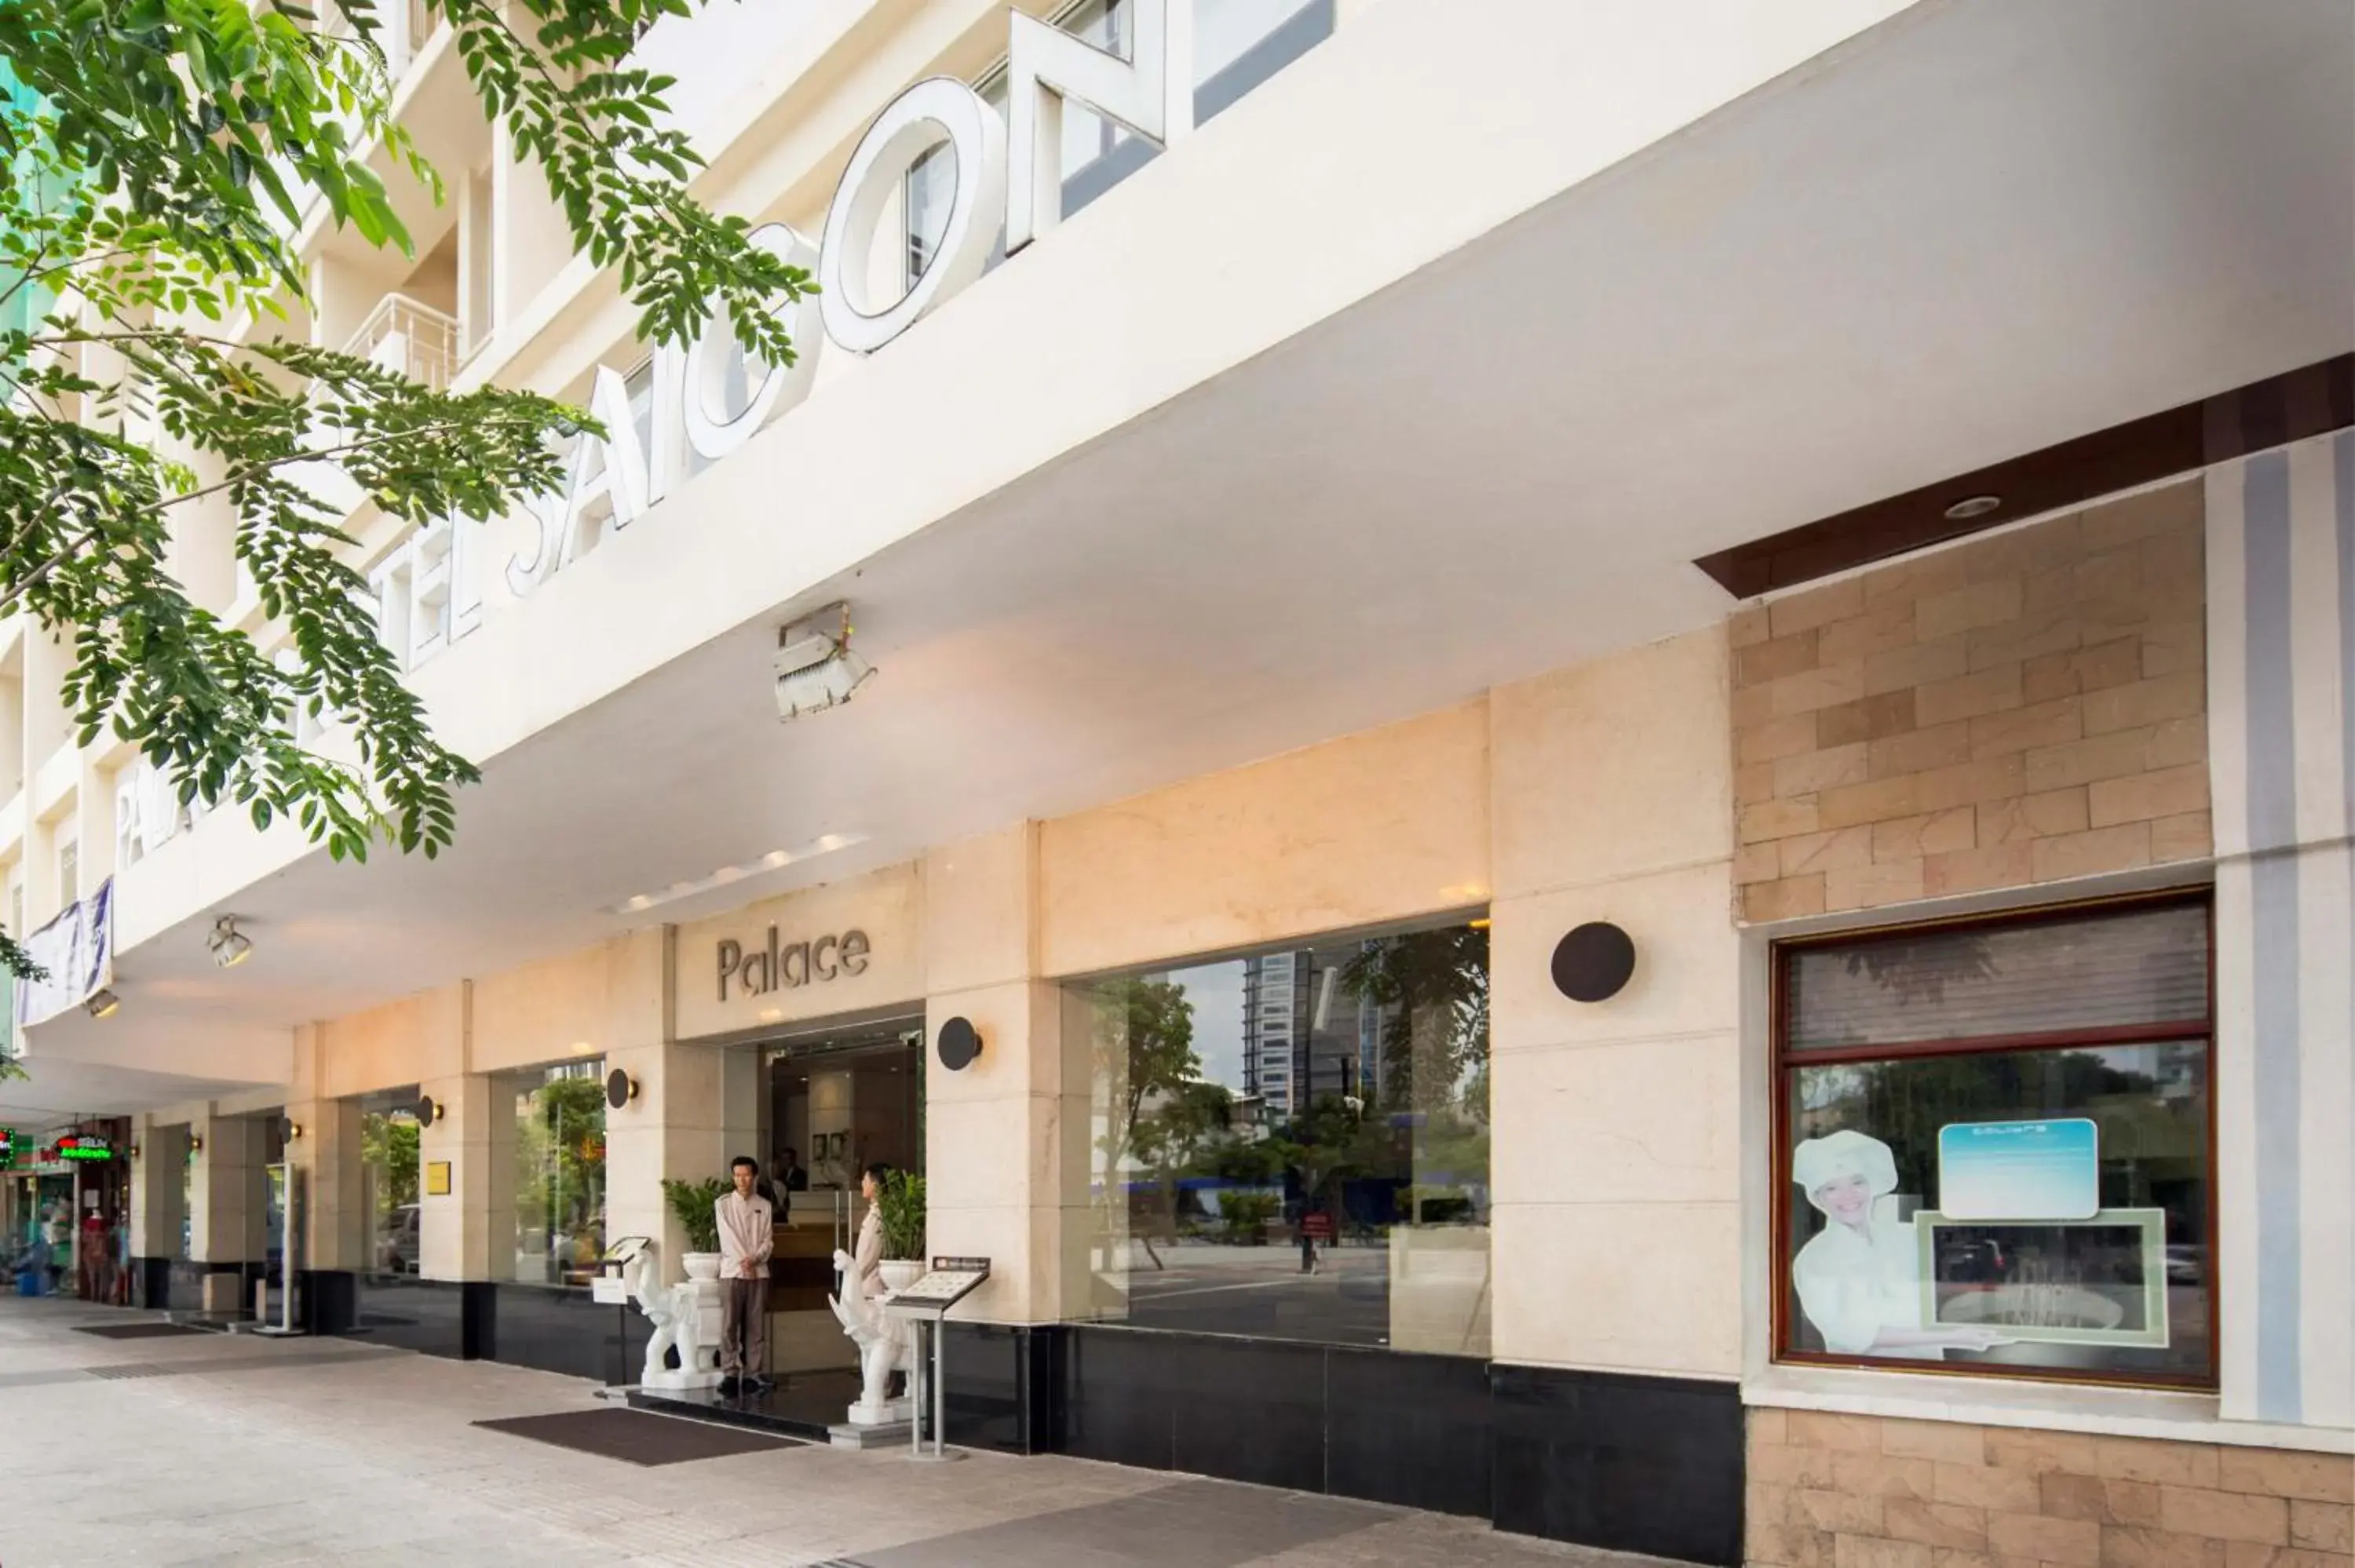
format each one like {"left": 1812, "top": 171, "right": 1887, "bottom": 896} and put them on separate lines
{"left": 1487, "top": 626, "right": 1743, "bottom": 1378}
{"left": 127, "top": 1117, "right": 188, "bottom": 1307}
{"left": 419, "top": 1070, "right": 495, "bottom": 1283}
{"left": 922, "top": 822, "right": 1080, "bottom": 1326}
{"left": 301, "top": 1099, "right": 367, "bottom": 1274}
{"left": 189, "top": 1108, "right": 265, "bottom": 1313}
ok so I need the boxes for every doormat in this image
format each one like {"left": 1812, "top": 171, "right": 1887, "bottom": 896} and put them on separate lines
{"left": 473, "top": 1408, "right": 801, "bottom": 1465}
{"left": 73, "top": 1322, "right": 208, "bottom": 1340}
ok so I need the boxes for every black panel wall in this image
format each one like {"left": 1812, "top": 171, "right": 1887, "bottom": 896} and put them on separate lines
{"left": 345, "top": 1276, "right": 473, "bottom": 1358}
{"left": 1047, "top": 1326, "right": 1740, "bottom": 1565}
{"left": 297, "top": 1269, "right": 359, "bottom": 1336}
{"left": 1059, "top": 1327, "right": 1493, "bottom": 1521}
{"left": 944, "top": 1321, "right": 1064, "bottom": 1455}
{"left": 131, "top": 1256, "right": 173, "bottom": 1311}
{"left": 482, "top": 1282, "right": 647, "bottom": 1384}
{"left": 1491, "top": 1364, "right": 1744, "bottom": 1566}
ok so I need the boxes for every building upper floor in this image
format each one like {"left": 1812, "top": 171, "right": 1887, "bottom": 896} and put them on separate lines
{"left": 5, "top": 0, "right": 2348, "bottom": 1090}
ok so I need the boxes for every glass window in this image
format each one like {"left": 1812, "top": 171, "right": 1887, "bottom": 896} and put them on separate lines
{"left": 1068, "top": 914, "right": 1490, "bottom": 1356}
{"left": 355, "top": 1087, "right": 422, "bottom": 1281}
{"left": 498, "top": 1060, "right": 607, "bottom": 1287}
{"left": 1777, "top": 896, "right": 2214, "bottom": 1387}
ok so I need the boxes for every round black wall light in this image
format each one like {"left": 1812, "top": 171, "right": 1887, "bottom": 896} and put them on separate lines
{"left": 937, "top": 1016, "right": 981, "bottom": 1071}
{"left": 414, "top": 1094, "right": 440, "bottom": 1128}
{"left": 605, "top": 1069, "right": 639, "bottom": 1110}
{"left": 1551, "top": 921, "right": 1637, "bottom": 1003}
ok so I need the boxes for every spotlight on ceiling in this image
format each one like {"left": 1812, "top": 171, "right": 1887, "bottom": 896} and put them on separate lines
{"left": 1943, "top": 494, "right": 2003, "bottom": 522}
{"left": 209, "top": 915, "right": 254, "bottom": 970}
{"left": 773, "top": 602, "right": 874, "bottom": 722}
{"left": 85, "top": 988, "right": 121, "bottom": 1019}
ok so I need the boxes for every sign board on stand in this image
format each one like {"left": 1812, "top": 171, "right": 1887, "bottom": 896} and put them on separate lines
{"left": 882, "top": 1257, "right": 991, "bottom": 1463}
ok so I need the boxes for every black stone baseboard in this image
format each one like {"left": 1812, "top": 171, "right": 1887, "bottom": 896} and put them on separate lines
{"left": 1492, "top": 1363, "right": 1743, "bottom": 1566}
{"left": 1057, "top": 1328, "right": 1740, "bottom": 1564}
{"left": 132, "top": 1256, "right": 173, "bottom": 1311}
{"left": 478, "top": 1282, "right": 644, "bottom": 1383}
{"left": 298, "top": 1270, "right": 358, "bottom": 1336}
{"left": 944, "top": 1321, "right": 1065, "bottom": 1455}
{"left": 635, "top": 1319, "right": 1745, "bottom": 1565}
{"left": 1057, "top": 1326, "right": 1494, "bottom": 1519}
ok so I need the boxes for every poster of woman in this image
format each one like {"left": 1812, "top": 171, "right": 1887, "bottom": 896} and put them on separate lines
{"left": 1791, "top": 1129, "right": 2008, "bottom": 1360}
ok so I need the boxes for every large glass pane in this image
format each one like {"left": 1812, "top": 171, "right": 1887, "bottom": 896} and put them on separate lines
{"left": 355, "top": 1087, "right": 422, "bottom": 1280}
{"left": 1784, "top": 1041, "right": 2211, "bottom": 1381}
{"left": 1069, "top": 917, "right": 1490, "bottom": 1355}
{"left": 1785, "top": 902, "right": 2209, "bottom": 1052}
{"left": 498, "top": 1060, "right": 607, "bottom": 1286}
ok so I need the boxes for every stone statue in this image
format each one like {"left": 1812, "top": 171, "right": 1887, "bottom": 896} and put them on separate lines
{"left": 830, "top": 1245, "right": 914, "bottom": 1425}
{"left": 624, "top": 1239, "right": 721, "bottom": 1391}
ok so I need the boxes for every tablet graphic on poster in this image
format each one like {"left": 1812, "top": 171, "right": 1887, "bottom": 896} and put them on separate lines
{"left": 1936, "top": 1118, "right": 2099, "bottom": 1221}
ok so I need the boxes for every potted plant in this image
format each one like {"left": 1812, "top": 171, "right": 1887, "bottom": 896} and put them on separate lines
{"left": 874, "top": 1170, "right": 927, "bottom": 1293}
{"left": 661, "top": 1176, "right": 731, "bottom": 1282}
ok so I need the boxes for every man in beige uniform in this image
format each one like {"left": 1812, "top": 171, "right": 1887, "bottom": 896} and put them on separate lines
{"left": 715, "top": 1156, "right": 773, "bottom": 1395}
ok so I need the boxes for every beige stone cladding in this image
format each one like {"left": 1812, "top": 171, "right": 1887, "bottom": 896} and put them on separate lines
{"left": 1731, "top": 481, "right": 2210, "bottom": 922}
{"left": 1746, "top": 1408, "right": 2353, "bottom": 1568}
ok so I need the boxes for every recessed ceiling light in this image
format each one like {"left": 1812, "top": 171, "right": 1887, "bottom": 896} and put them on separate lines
{"left": 1943, "top": 494, "right": 2003, "bottom": 521}
{"left": 608, "top": 832, "right": 871, "bottom": 915}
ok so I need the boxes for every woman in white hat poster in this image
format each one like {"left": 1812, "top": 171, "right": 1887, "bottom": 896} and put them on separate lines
{"left": 1791, "top": 1129, "right": 2008, "bottom": 1359}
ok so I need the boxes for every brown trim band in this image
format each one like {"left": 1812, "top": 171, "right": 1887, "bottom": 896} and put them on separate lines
{"left": 1696, "top": 353, "right": 2354, "bottom": 599}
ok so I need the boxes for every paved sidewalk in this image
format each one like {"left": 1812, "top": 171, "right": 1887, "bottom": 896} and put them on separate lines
{"left": 0, "top": 1297, "right": 1648, "bottom": 1567}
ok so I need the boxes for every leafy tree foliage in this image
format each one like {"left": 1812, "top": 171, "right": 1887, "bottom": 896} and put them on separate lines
{"left": 0, "top": 1, "right": 812, "bottom": 979}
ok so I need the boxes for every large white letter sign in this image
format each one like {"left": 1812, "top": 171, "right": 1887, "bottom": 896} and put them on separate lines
{"left": 683, "top": 223, "right": 825, "bottom": 461}
{"left": 508, "top": 364, "right": 648, "bottom": 593}
{"left": 819, "top": 77, "right": 1007, "bottom": 355}
{"left": 1005, "top": 0, "right": 1190, "bottom": 254}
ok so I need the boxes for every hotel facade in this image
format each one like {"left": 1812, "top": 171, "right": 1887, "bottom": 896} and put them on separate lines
{"left": 4, "top": 2, "right": 2350, "bottom": 1562}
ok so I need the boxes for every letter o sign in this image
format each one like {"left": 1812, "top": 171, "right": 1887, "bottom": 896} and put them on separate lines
{"left": 820, "top": 76, "right": 1007, "bottom": 355}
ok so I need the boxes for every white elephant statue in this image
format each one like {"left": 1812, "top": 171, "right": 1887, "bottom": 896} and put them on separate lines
{"left": 626, "top": 1241, "right": 720, "bottom": 1390}
{"left": 830, "top": 1246, "right": 914, "bottom": 1425}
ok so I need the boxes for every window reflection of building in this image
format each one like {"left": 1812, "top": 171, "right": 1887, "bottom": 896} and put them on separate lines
{"left": 1072, "top": 913, "right": 1492, "bottom": 1358}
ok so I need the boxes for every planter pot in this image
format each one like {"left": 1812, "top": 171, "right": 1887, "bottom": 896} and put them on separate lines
{"left": 681, "top": 1253, "right": 724, "bottom": 1282}
{"left": 878, "top": 1259, "right": 926, "bottom": 1294}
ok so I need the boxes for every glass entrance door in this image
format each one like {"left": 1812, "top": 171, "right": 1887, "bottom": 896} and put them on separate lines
{"left": 750, "top": 1015, "right": 924, "bottom": 1375}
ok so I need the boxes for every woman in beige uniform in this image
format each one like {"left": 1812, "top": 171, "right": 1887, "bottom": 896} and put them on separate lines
{"left": 849, "top": 1162, "right": 893, "bottom": 1304}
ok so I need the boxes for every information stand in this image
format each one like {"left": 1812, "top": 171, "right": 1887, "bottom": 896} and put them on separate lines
{"left": 882, "top": 1256, "right": 990, "bottom": 1463}
{"left": 252, "top": 1163, "right": 307, "bottom": 1337}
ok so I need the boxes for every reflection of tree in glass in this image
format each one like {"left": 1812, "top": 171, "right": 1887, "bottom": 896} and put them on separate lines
{"left": 1835, "top": 932, "right": 2000, "bottom": 1020}
{"left": 518, "top": 1074, "right": 607, "bottom": 1278}
{"left": 1797, "top": 1049, "right": 2167, "bottom": 1212}
{"left": 1091, "top": 979, "right": 1203, "bottom": 1249}
{"left": 1094, "top": 978, "right": 1200, "bottom": 1172}
{"left": 1340, "top": 926, "right": 1489, "bottom": 1114}
{"left": 360, "top": 1114, "right": 419, "bottom": 1208}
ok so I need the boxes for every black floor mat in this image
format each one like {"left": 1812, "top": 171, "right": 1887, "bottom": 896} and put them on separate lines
{"left": 473, "top": 1407, "right": 800, "bottom": 1465}
{"left": 73, "top": 1322, "right": 207, "bottom": 1340}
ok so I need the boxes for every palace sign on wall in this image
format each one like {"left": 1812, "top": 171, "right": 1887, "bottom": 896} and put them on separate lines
{"left": 382, "top": 1, "right": 1199, "bottom": 672}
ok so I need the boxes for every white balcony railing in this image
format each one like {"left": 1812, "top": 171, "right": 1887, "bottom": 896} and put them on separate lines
{"left": 389, "top": 0, "right": 440, "bottom": 80}
{"left": 343, "top": 292, "right": 459, "bottom": 390}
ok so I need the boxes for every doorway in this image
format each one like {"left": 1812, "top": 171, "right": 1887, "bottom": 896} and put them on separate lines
{"left": 749, "top": 1012, "right": 924, "bottom": 1374}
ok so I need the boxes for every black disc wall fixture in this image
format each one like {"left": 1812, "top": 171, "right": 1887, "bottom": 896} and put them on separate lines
{"left": 1552, "top": 921, "right": 1636, "bottom": 1003}
{"left": 605, "top": 1069, "right": 638, "bottom": 1110}
{"left": 937, "top": 1016, "right": 982, "bottom": 1071}
{"left": 414, "top": 1094, "right": 440, "bottom": 1129}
